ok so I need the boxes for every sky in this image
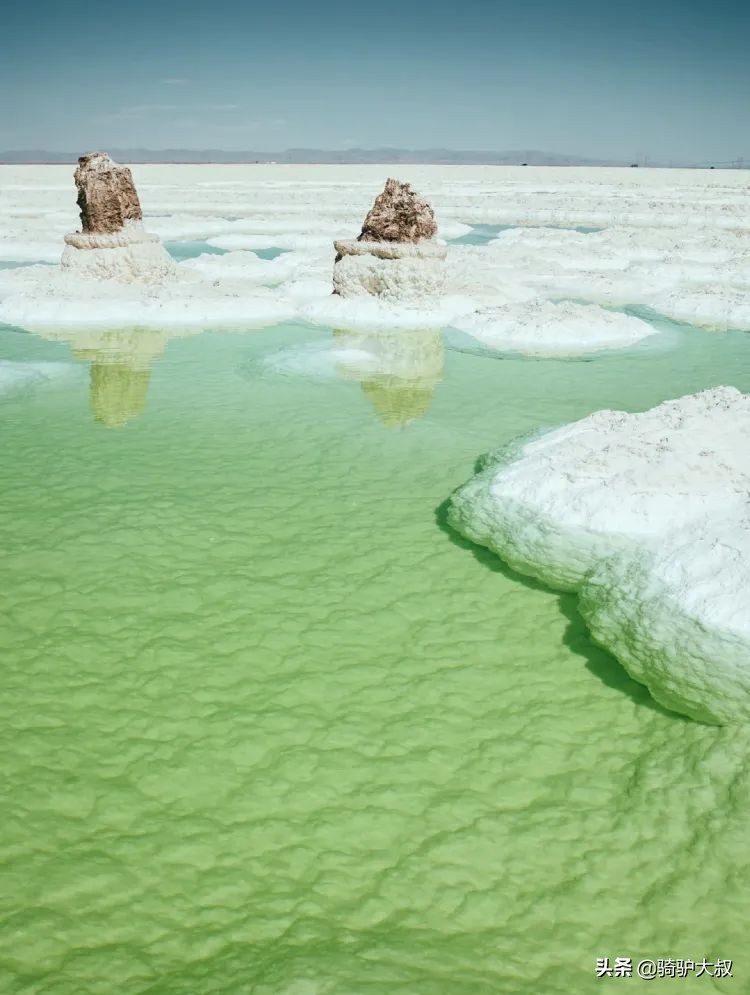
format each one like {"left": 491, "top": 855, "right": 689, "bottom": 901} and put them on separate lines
{"left": 2, "top": 0, "right": 748, "bottom": 162}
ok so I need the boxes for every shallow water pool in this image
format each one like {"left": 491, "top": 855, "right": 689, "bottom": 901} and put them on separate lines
{"left": 1, "top": 318, "right": 749, "bottom": 993}
{"left": 164, "top": 242, "right": 287, "bottom": 263}
{"left": 164, "top": 241, "right": 229, "bottom": 262}
{"left": 0, "top": 261, "right": 54, "bottom": 270}
{"left": 451, "top": 223, "right": 603, "bottom": 246}
{"left": 450, "top": 223, "right": 516, "bottom": 245}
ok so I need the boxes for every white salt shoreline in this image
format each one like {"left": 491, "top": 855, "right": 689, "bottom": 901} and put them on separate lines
{"left": 447, "top": 387, "right": 750, "bottom": 724}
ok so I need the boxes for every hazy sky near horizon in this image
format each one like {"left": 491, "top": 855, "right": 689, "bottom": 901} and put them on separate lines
{"left": 2, "top": 0, "right": 748, "bottom": 162}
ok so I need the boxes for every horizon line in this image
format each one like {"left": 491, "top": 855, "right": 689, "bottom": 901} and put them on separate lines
{"left": 1, "top": 148, "right": 748, "bottom": 169}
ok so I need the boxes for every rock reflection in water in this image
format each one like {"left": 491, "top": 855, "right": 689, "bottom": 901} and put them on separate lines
{"left": 30, "top": 326, "right": 174, "bottom": 428}
{"left": 332, "top": 327, "right": 444, "bottom": 428}
{"left": 88, "top": 362, "right": 151, "bottom": 428}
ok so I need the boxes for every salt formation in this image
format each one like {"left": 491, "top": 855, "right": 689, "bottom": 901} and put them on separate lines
{"left": 3, "top": 164, "right": 750, "bottom": 346}
{"left": 333, "top": 179, "right": 446, "bottom": 300}
{"left": 579, "top": 510, "right": 750, "bottom": 725}
{"left": 62, "top": 153, "right": 177, "bottom": 283}
{"left": 448, "top": 387, "right": 750, "bottom": 723}
{"left": 357, "top": 178, "right": 438, "bottom": 243}
{"left": 451, "top": 300, "right": 656, "bottom": 357}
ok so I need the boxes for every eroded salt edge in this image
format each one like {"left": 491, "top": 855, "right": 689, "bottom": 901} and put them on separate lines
{"left": 447, "top": 387, "right": 750, "bottom": 724}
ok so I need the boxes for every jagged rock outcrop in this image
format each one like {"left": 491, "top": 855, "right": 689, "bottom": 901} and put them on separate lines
{"left": 62, "top": 152, "right": 177, "bottom": 284}
{"left": 357, "top": 178, "right": 438, "bottom": 244}
{"left": 333, "top": 179, "right": 445, "bottom": 300}
{"left": 74, "top": 152, "right": 143, "bottom": 234}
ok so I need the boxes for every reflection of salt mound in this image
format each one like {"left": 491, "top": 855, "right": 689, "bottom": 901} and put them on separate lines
{"left": 89, "top": 363, "right": 151, "bottom": 428}
{"left": 33, "top": 326, "right": 173, "bottom": 428}
{"left": 332, "top": 328, "right": 444, "bottom": 427}
{"left": 333, "top": 179, "right": 446, "bottom": 301}
{"left": 257, "top": 327, "right": 445, "bottom": 426}
{"left": 448, "top": 388, "right": 750, "bottom": 723}
{"left": 61, "top": 152, "right": 177, "bottom": 285}
{"left": 360, "top": 379, "right": 432, "bottom": 427}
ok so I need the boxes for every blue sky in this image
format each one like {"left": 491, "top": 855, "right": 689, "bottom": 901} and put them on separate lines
{"left": 2, "top": 0, "right": 748, "bottom": 161}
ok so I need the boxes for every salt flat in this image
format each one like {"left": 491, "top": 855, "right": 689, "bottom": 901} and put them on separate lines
{"left": 1, "top": 164, "right": 749, "bottom": 347}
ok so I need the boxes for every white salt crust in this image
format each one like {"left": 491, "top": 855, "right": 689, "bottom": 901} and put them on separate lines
{"left": 448, "top": 388, "right": 750, "bottom": 723}
{"left": 1, "top": 164, "right": 748, "bottom": 350}
{"left": 61, "top": 220, "right": 178, "bottom": 285}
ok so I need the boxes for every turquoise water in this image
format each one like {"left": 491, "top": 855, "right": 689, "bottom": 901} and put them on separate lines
{"left": 164, "top": 243, "right": 286, "bottom": 262}
{"left": 1, "top": 318, "right": 749, "bottom": 993}
{"left": 452, "top": 224, "right": 603, "bottom": 246}
{"left": 164, "top": 241, "right": 229, "bottom": 261}
{"left": 451, "top": 224, "right": 516, "bottom": 245}
{"left": 0, "top": 261, "right": 53, "bottom": 270}
{"left": 254, "top": 247, "right": 286, "bottom": 261}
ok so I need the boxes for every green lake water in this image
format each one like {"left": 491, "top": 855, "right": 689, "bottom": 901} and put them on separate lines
{"left": 1, "top": 318, "right": 749, "bottom": 994}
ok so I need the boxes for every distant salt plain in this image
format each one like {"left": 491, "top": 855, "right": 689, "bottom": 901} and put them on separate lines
{"left": 1, "top": 164, "right": 749, "bottom": 354}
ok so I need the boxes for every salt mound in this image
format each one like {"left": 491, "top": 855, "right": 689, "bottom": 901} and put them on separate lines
{"left": 447, "top": 388, "right": 750, "bottom": 722}
{"left": 449, "top": 388, "right": 750, "bottom": 591}
{"left": 333, "top": 179, "right": 446, "bottom": 301}
{"left": 356, "top": 177, "right": 437, "bottom": 244}
{"left": 61, "top": 153, "right": 177, "bottom": 284}
{"left": 0, "top": 261, "right": 292, "bottom": 332}
{"left": 451, "top": 299, "right": 657, "bottom": 356}
{"left": 333, "top": 240, "right": 447, "bottom": 301}
{"left": 580, "top": 510, "right": 750, "bottom": 724}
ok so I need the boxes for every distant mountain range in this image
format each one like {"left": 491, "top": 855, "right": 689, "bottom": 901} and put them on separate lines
{"left": 1, "top": 149, "right": 744, "bottom": 167}
{"left": 0, "top": 148, "right": 622, "bottom": 166}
